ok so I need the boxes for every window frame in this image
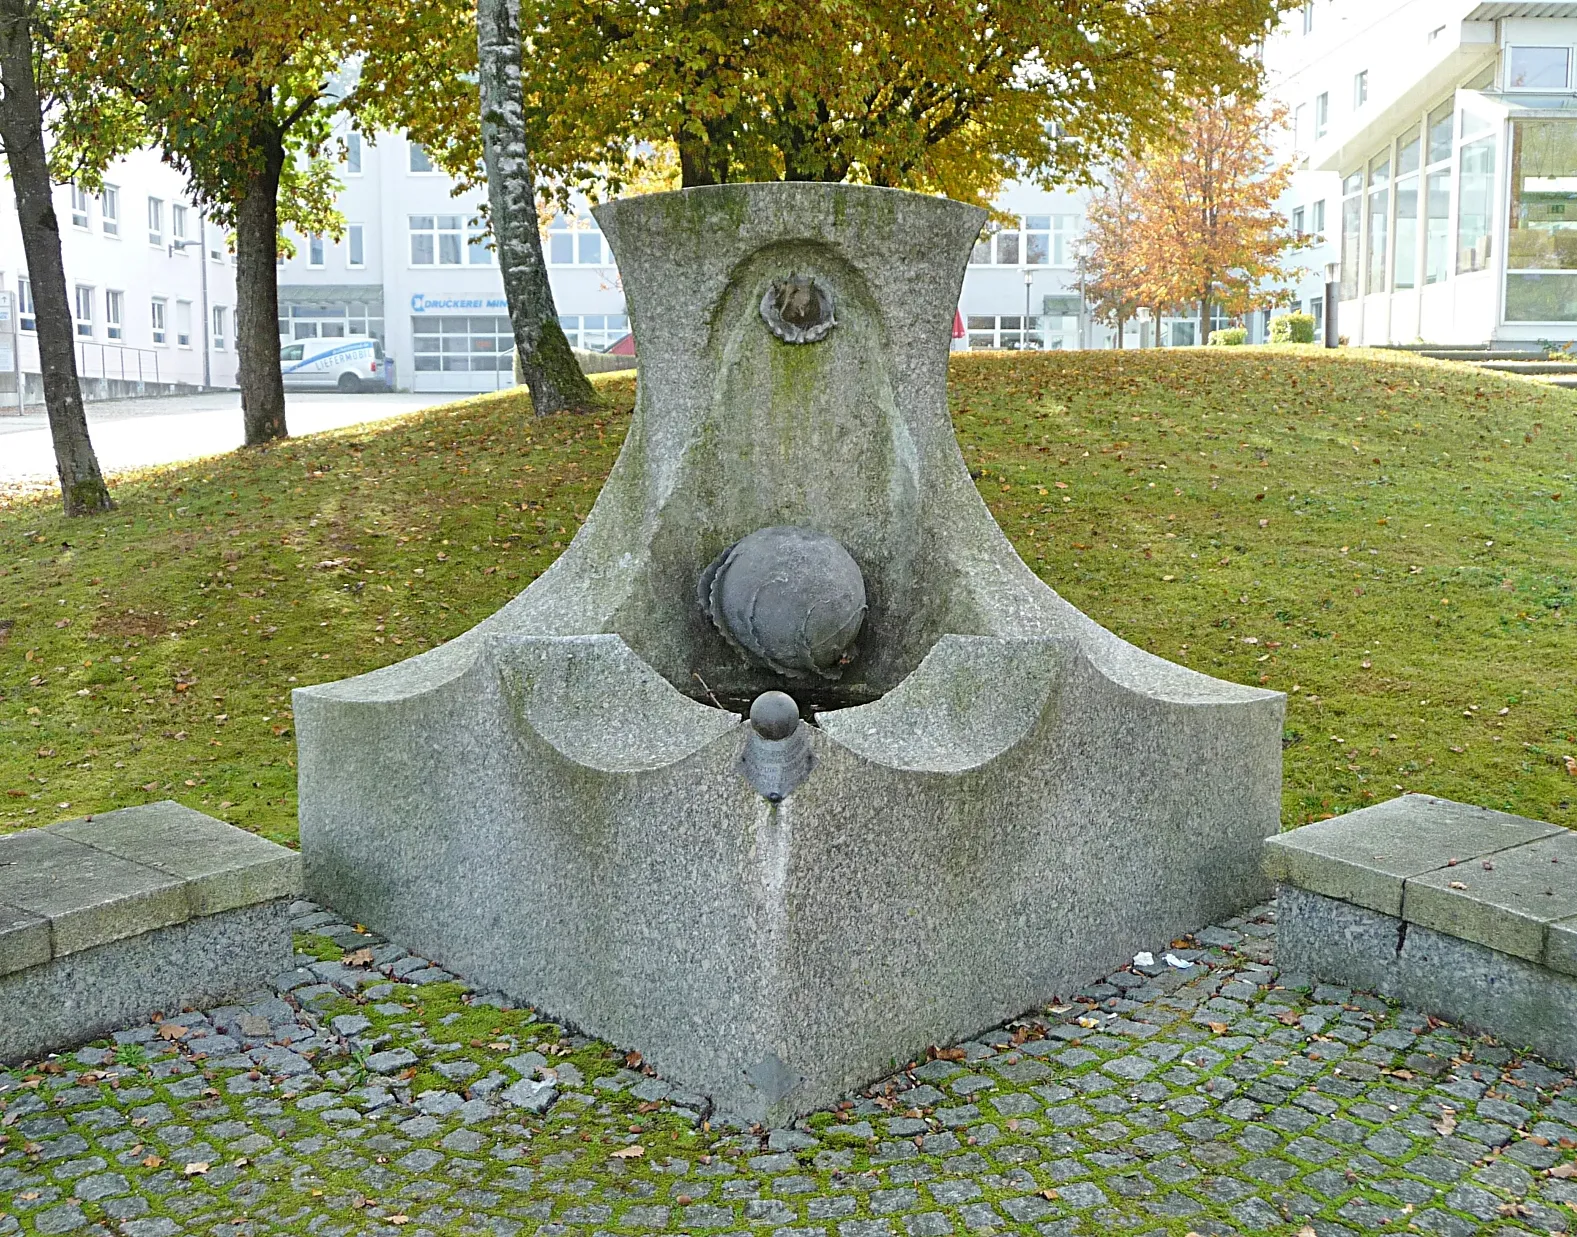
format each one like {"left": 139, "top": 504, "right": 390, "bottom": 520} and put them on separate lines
{"left": 1353, "top": 70, "right": 1369, "bottom": 111}
{"left": 408, "top": 141, "right": 438, "bottom": 174}
{"left": 73, "top": 284, "right": 94, "bottom": 338}
{"left": 176, "top": 299, "right": 193, "bottom": 348}
{"left": 1506, "top": 45, "right": 1572, "bottom": 92}
{"left": 1315, "top": 92, "right": 1330, "bottom": 139}
{"left": 150, "top": 296, "right": 167, "bottom": 346}
{"left": 307, "top": 233, "right": 326, "bottom": 268}
{"left": 70, "top": 184, "right": 90, "bottom": 229}
{"left": 147, "top": 196, "right": 164, "bottom": 247}
{"left": 105, "top": 289, "right": 124, "bottom": 341}
{"left": 346, "top": 132, "right": 363, "bottom": 176}
{"left": 17, "top": 277, "right": 35, "bottom": 332}
{"left": 212, "top": 304, "right": 228, "bottom": 351}
{"left": 100, "top": 185, "right": 119, "bottom": 237}
{"left": 347, "top": 223, "right": 365, "bottom": 268}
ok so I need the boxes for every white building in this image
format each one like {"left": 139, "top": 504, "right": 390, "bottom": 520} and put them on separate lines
{"left": 0, "top": 147, "right": 238, "bottom": 405}
{"left": 1269, "top": 0, "right": 1577, "bottom": 347}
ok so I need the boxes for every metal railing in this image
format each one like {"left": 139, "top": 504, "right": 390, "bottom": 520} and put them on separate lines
{"left": 75, "top": 339, "right": 160, "bottom": 386}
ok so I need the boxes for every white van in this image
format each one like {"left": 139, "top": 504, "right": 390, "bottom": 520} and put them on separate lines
{"left": 280, "top": 337, "right": 393, "bottom": 392}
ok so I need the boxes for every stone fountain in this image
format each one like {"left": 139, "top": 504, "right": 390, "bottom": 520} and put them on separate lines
{"left": 295, "top": 183, "right": 1283, "bottom": 1126}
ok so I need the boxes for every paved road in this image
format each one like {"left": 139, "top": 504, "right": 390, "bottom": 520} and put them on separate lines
{"left": 0, "top": 391, "right": 455, "bottom": 484}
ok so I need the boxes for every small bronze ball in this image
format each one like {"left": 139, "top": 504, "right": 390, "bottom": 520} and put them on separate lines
{"left": 749, "top": 691, "right": 801, "bottom": 741}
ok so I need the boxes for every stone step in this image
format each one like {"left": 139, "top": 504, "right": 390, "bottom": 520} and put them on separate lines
{"left": 1265, "top": 794, "right": 1577, "bottom": 1067}
{"left": 0, "top": 802, "right": 301, "bottom": 1063}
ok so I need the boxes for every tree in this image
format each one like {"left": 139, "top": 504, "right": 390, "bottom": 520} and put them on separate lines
{"left": 1077, "top": 162, "right": 1147, "bottom": 349}
{"left": 1123, "top": 95, "right": 1306, "bottom": 343}
{"left": 510, "top": 0, "right": 1298, "bottom": 206}
{"left": 0, "top": 0, "right": 125, "bottom": 514}
{"left": 78, "top": 0, "right": 471, "bottom": 445}
{"left": 477, "top": 0, "right": 596, "bottom": 416}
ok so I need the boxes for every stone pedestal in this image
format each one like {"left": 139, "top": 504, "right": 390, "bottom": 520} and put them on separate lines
{"left": 296, "top": 183, "right": 1282, "bottom": 1125}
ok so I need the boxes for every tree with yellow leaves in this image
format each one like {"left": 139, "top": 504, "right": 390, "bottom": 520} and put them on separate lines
{"left": 1120, "top": 95, "right": 1307, "bottom": 342}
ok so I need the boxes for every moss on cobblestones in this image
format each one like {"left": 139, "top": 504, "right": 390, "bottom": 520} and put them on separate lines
{"left": 2, "top": 350, "right": 1575, "bottom": 843}
{"left": 2, "top": 904, "right": 1575, "bottom": 1236}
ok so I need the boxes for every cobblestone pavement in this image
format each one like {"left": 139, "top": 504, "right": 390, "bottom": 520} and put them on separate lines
{"left": 3, "top": 900, "right": 1576, "bottom": 1237}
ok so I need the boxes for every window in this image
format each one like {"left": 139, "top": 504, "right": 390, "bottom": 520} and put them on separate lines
{"left": 1315, "top": 93, "right": 1329, "bottom": 139}
{"left": 105, "top": 289, "right": 124, "bottom": 341}
{"left": 70, "top": 184, "right": 89, "bottom": 229}
{"left": 968, "top": 215, "right": 1078, "bottom": 266}
{"left": 1425, "top": 171, "right": 1451, "bottom": 284}
{"left": 147, "top": 197, "right": 163, "bottom": 246}
{"left": 1312, "top": 199, "right": 1326, "bottom": 235}
{"left": 411, "top": 314, "right": 516, "bottom": 372}
{"left": 1366, "top": 153, "right": 1389, "bottom": 294}
{"left": 963, "top": 315, "right": 1044, "bottom": 351}
{"left": 281, "top": 342, "right": 305, "bottom": 362}
{"left": 1457, "top": 136, "right": 1496, "bottom": 274}
{"left": 409, "top": 214, "right": 462, "bottom": 265}
{"left": 1310, "top": 297, "right": 1324, "bottom": 336}
{"left": 150, "top": 297, "right": 166, "bottom": 345}
{"left": 1353, "top": 71, "right": 1368, "bottom": 111}
{"left": 279, "top": 302, "right": 382, "bottom": 341}
{"left": 1427, "top": 103, "right": 1453, "bottom": 165}
{"left": 1292, "top": 206, "right": 1306, "bottom": 236}
{"left": 101, "top": 185, "right": 119, "bottom": 236}
{"left": 212, "top": 305, "right": 227, "bottom": 350}
{"left": 1506, "top": 120, "right": 1577, "bottom": 321}
{"left": 308, "top": 234, "right": 325, "bottom": 267}
{"left": 347, "top": 223, "right": 365, "bottom": 268}
{"left": 1508, "top": 46, "right": 1571, "bottom": 91}
{"left": 176, "top": 300, "right": 192, "bottom": 347}
{"left": 1395, "top": 136, "right": 1420, "bottom": 290}
{"left": 1340, "top": 170, "right": 1362, "bottom": 299}
{"left": 545, "top": 214, "right": 611, "bottom": 265}
{"left": 408, "top": 141, "right": 435, "bottom": 173}
{"left": 346, "top": 132, "right": 362, "bottom": 175}
{"left": 556, "top": 314, "right": 631, "bottom": 352}
{"left": 1294, "top": 103, "right": 1307, "bottom": 150}
{"left": 467, "top": 216, "right": 493, "bottom": 265}
{"left": 172, "top": 203, "right": 188, "bottom": 247}
{"left": 74, "top": 285, "right": 94, "bottom": 337}
{"left": 209, "top": 221, "right": 224, "bottom": 262}
{"left": 1301, "top": 1, "right": 1313, "bottom": 34}
{"left": 17, "top": 277, "right": 34, "bottom": 331}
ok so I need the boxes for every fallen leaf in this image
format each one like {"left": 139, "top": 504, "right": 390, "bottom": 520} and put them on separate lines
{"left": 1434, "top": 1111, "right": 1457, "bottom": 1136}
{"left": 1298, "top": 1227, "right": 1318, "bottom": 1237}
{"left": 1040, "top": 1189, "right": 1059, "bottom": 1201}
{"left": 1449, "top": 881, "right": 1467, "bottom": 890}
{"left": 344, "top": 948, "right": 375, "bottom": 968}
{"left": 141, "top": 1154, "right": 164, "bottom": 1168}
{"left": 610, "top": 1144, "right": 644, "bottom": 1159}
{"left": 1277, "top": 1011, "right": 1302, "bottom": 1026}
{"left": 1549, "top": 1163, "right": 1577, "bottom": 1179}
{"left": 1207, "top": 1021, "right": 1230, "bottom": 1035}
{"left": 183, "top": 1161, "right": 210, "bottom": 1175}
{"left": 388, "top": 1216, "right": 410, "bottom": 1226}
{"left": 624, "top": 1050, "right": 643, "bottom": 1069}
{"left": 156, "top": 1024, "right": 188, "bottom": 1041}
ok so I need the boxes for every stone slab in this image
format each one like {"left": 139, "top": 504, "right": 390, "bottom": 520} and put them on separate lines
{"left": 0, "top": 901, "right": 50, "bottom": 977}
{"left": 1261, "top": 795, "right": 1562, "bottom": 917}
{"left": 0, "top": 828, "right": 187, "bottom": 957}
{"left": 55, "top": 801, "right": 301, "bottom": 917}
{"left": 1549, "top": 914, "right": 1577, "bottom": 979}
{"left": 1276, "top": 883, "right": 1577, "bottom": 1068}
{"left": 1402, "top": 830, "right": 1577, "bottom": 963}
{"left": 0, "top": 899, "right": 292, "bottom": 1065}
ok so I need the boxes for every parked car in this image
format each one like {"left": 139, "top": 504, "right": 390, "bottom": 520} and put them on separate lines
{"left": 280, "top": 336, "right": 392, "bottom": 392}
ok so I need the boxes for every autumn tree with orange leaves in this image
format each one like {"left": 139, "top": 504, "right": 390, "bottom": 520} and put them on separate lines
{"left": 1077, "top": 161, "right": 1147, "bottom": 348}
{"left": 1095, "top": 95, "right": 1306, "bottom": 342}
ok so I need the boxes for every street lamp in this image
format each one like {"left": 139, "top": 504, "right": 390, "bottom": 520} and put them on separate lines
{"left": 1323, "top": 260, "right": 1339, "bottom": 348}
{"left": 1023, "top": 269, "right": 1034, "bottom": 351}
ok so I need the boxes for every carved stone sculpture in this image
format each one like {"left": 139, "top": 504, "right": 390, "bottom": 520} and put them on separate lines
{"left": 295, "top": 183, "right": 1283, "bottom": 1126}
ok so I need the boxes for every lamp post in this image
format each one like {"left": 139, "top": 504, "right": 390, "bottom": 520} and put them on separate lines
{"left": 1023, "top": 269, "right": 1034, "bottom": 351}
{"left": 1324, "top": 260, "right": 1340, "bottom": 348}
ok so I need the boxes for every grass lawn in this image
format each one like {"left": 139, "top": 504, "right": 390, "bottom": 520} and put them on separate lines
{"left": 2, "top": 348, "right": 1574, "bottom": 845}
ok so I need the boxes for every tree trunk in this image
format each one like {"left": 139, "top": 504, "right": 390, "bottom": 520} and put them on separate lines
{"left": 234, "top": 143, "right": 288, "bottom": 444}
{"left": 477, "top": 0, "right": 597, "bottom": 416}
{"left": 0, "top": 0, "right": 112, "bottom": 515}
{"left": 1116, "top": 314, "right": 1125, "bottom": 350}
{"left": 1200, "top": 297, "right": 1210, "bottom": 346}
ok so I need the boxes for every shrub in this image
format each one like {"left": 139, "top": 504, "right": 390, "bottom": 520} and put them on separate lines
{"left": 1270, "top": 313, "right": 1316, "bottom": 344}
{"left": 1208, "top": 327, "right": 1248, "bottom": 346}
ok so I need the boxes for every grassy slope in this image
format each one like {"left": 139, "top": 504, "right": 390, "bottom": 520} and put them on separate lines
{"left": 1, "top": 349, "right": 1573, "bottom": 845}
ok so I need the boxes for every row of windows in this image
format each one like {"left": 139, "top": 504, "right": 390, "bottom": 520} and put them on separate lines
{"left": 968, "top": 215, "right": 1082, "bottom": 267}
{"left": 66, "top": 185, "right": 224, "bottom": 258}
{"left": 279, "top": 304, "right": 384, "bottom": 341}
{"left": 16, "top": 278, "right": 228, "bottom": 349}
{"left": 288, "top": 225, "right": 367, "bottom": 269}
{"left": 1340, "top": 102, "right": 1490, "bottom": 300}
